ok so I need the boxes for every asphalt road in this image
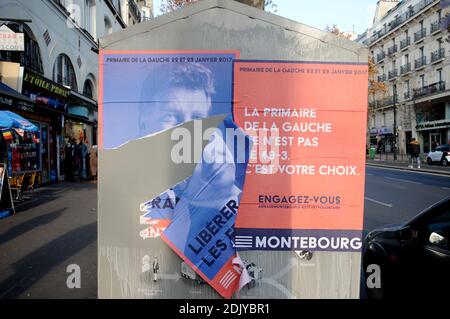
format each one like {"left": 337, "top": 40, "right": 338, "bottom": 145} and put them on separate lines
{"left": 0, "top": 168, "right": 448, "bottom": 299}
{"left": 363, "top": 166, "right": 450, "bottom": 235}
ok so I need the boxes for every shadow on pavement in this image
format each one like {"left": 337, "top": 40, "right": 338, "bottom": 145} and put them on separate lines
{"left": 0, "top": 221, "right": 97, "bottom": 298}
{"left": 0, "top": 208, "right": 66, "bottom": 245}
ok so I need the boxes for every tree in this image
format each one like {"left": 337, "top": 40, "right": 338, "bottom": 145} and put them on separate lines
{"left": 367, "top": 57, "right": 387, "bottom": 148}
{"left": 160, "top": 0, "right": 199, "bottom": 13}
{"left": 324, "top": 24, "right": 352, "bottom": 40}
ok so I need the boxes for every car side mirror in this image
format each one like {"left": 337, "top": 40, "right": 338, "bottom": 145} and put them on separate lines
{"left": 429, "top": 232, "right": 448, "bottom": 248}
{"left": 398, "top": 227, "right": 415, "bottom": 242}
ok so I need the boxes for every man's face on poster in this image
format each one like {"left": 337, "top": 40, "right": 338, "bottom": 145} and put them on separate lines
{"left": 139, "top": 63, "right": 215, "bottom": 136}
{"left": 153, "top": 87, "right": 211, "bottom": 131}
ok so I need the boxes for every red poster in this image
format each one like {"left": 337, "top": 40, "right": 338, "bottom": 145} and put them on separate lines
{"left": 233, "top": 61, "right": 369, "bottom": 252}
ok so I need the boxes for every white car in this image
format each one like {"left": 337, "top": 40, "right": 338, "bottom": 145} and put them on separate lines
{"left": 427, "top": 144, "right": 450, "bottom": 166}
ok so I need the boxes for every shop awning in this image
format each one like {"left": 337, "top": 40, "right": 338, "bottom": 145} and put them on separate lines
{"left": 0, "top": 82, "right": 34, "bottom": 103}
{"left": 0, "top": 110, "right": 38, "bottom": 132}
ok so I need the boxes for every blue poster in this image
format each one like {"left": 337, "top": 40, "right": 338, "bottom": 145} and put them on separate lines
{"left": 100, "top": 51, "right": 237, "bottom": 149}
{"left": 161, "top": 115, "right": 252, "bottom": 298}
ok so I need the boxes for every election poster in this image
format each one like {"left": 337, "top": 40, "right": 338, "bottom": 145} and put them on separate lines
{"left": 99, "top": 50, "right": 238, "bottom": 149}
{"left": 99, "top": 51, "right": 249, "bottom": 299}
{"left": 233, "top": 61, "right": 369, "bottom": 252}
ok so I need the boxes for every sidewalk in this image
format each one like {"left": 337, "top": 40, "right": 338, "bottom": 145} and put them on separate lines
{"left": 366, "top": 157, "right": 450, "bottom": 176}
{"left": 0, "top": 181, "right": 97, "bottom": 298}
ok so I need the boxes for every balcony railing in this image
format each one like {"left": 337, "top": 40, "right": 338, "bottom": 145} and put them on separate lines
{"left": 413, "top": 81, "right": 446, "bottom": 98}
{"left": 369, "top": 0, "right": 439, "bottom": 44}
{"left": 377, "top": 52, "right": 386, "bottom": 63}
{"left": 388, "top": 69, "right": 398, "bottom": 80}
{"left": 415, "top": 56, "right": 427, "bottom": 69}
{"left": 382, "top": 95, "right": 397, "bottom": 107}
{"left": 431, "top": 48, "right": 445, "bottom": 63}
{"left": 388, "top": 45, "right": 398, "bottom": 55}
{"left": 431, "top": 20, "right": 441, "bottom": 34}
{"left": 400, "top": 37, "right": 411, "bottom": 50}
{"left": 400, "top": 63, "right": 411, "bottom": 75}
{"left": 378, "top": 74, "right": 387, "bottom": 82}
{"left": 414, "top": 29, "right": 427, "bottom": 42}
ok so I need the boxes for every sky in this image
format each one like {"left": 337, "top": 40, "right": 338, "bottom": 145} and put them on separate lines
{"left": 153, "top": 0, "right": 378, "bottom": 35}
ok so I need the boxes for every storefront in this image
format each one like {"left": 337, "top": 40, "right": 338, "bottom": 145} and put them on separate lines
{"left": 415, "top": 102, "right": 450, "bottom": 154}
{"left": 416, "top": 120, "right": 450, "bottom": 153}
{"left": 0, "top": 82, "right": 40, "bottom": 177}
{"left": 372, "top": 127, "right": 395, "bottom": 152}
{"left": 58, "top": 91, "right": 97, "bottom": 181}
{"left": 20, "top": 69, "right": 70, "bottom": 183}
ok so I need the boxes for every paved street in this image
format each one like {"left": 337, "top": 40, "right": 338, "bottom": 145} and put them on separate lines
{"left": 0, "top": 167, "right": 448, "bottom": 299}
{"left": 0, "top": 182, "right": 97, "bottom": 299}
{"left": 363, "top": 166, "right": 450, "bottom": 234}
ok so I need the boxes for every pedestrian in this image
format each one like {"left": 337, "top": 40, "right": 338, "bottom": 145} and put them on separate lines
{"left": 432, "top": 140, "right": 437, "bottom": 152}
{"left": 407, "top": 138, "right": 421, "bottom": 168}
{"left": 64, "top": 138, "right": 75, "bottom": 182}
{"left": 152, "top": 257, "right": 159, "bottom": 282}
{"left": 75, "top": 139, "right": 88, "bottom": 180}
{"left": 89, "top": 145, "right": 98, "bottom": 180}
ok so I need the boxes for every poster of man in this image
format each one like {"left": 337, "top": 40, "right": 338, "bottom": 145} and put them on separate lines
{"left": 100, "top": 51, "right": 237, "bottom": 149}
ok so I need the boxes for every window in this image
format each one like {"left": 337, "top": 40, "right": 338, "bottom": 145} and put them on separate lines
{"left": 104, "top": 16, "right": 112, "bottom": 35}
{"left": 53, "top": 54, "right": 78, "bottom": 91}
{"left": 382, "top": 113, "right": 386, "bottom": 126}
{"left": 83, "top": 79, "right": 94, "bottom": 98}
{"left": 437, "top": 68, "right": 442, "bottom": 83}
{"left": 85, "top": 0, "right": 96, "bottom": 36}
{"left": 420, "top": 74, "right": 425, "bottom": 88}
{"left": 420, "top": 46, "right": 424, "bottom": 58}
{"left": 425, "top": 202, "right": 450, "bottom": 250}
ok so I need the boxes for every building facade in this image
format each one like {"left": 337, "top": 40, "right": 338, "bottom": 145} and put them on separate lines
{"left": 0, "top": 0, "right": 136, "bottom": 182}
{"left": 367, "top": 0, "right": 450, "bottom": 156}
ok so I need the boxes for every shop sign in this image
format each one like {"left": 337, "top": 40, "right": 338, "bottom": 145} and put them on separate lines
{"left": 416, "top": 119, "right": 450, "bottom": 130}
{"left": 0, "top": 25, "right": 24, "bottom": 52}
{"left": 22, "top": 70, "right": 69, "bottom": 112}
{"left": 15, "top": 100, "right": 34, "bottom": 113}
{"left": 378, "top": 127, "right": 393, "bottom": 135}
{"left": 0, "top": 96, "right": 13, "bottom": 106}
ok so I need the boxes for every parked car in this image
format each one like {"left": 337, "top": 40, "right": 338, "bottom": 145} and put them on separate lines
{"left": 363, "top": 197, "right": 450, "bottom": 299}
{"left": 427, "top": 144, "right": 450, "bottom": 166}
